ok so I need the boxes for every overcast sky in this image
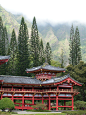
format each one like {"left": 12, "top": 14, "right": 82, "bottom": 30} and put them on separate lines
{"left": 0, "top": 0, "right": 86, "bottom": 25}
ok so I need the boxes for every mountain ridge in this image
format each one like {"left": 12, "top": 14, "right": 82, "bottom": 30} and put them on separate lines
{"left": 0, "top": 5, "right": 86, "bottom": 64}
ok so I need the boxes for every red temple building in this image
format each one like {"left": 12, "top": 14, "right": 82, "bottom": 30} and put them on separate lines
{"left": 0, "top": 58, "right": 82, "bottom": 111}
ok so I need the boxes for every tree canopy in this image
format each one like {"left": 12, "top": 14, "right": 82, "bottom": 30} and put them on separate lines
{"left": 0, "top": 98, "right": 15, "bottom": 111}
{"left": 30, "top": 17, "right": 40, "bottom": 67}
{"left": 17, "top": 17, "right": 29, "bottom": 76}
{"left": 66, "top": 61, "right": 86, "bottom": 101}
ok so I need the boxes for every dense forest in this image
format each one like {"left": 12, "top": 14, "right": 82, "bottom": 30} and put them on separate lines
{"left": 0, "top": 15, "right": 86, "bottom": 102}
{"left": 0, "top": 16, "right": 52, "bottom": 76}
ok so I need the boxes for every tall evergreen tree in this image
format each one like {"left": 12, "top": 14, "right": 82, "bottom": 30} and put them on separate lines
{"left": 39, "top": 39, "right": 45, "bottom": 65}
{"left": 69, "top": 25, "right": 75, "bottom": 66}
{"left": 30, "top": 17, "right": 40, "bottom": 67}
{"left": 74, "top": 27, "right": 82, "bottom": 65}
{"left": 45, "top": 42, "right": 52, "bottom": 65}
{"left": 0, "top": 27, "right": 6, "bottom": 75}
{"left": 7, "top": 29, "right": 17, "bottom": 75}
{"left": 0, "top": 17, "right": 9, "bottom": 56}
{"left": 1, "top": 27, "right": 5, "bottom": 55}
{"left": 1, "top": 27, "right": 9, "bottom": 55}
{"left": 0, "top": 16, "right": 4, "bottom": 55}
{"left": 0, "top": 17, "right": 9, "bottom": 75}
{"left": 4, "top": 27, "right": 9, "bottom": 55}
{"left": 69, "top": 25, "right": 82, "bottom": 66}
{"left": 17, "top": 17, "right": 29, "bottom": 76}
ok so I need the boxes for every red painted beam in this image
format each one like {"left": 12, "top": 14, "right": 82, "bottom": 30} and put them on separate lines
{"left": 58, "top": 106, "right": 72, "bottom": 108}
{"left": 58, "top": 98, "right": 72, "bottom": 100}
{"left": 15, "top": 106, "right": 33, "bottom": 110}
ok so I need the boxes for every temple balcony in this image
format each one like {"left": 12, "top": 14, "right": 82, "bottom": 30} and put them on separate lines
{"left": 0, "top": 88, "right": 78, "bottom": 94}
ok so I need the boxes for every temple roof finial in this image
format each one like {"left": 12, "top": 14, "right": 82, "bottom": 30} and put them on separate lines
{"left": 42, "top": 61, "right": 49, "bottom": 67}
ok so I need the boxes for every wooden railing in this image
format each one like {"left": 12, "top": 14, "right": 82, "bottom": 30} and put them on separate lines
{"left": 0, "top": 88, "right": 78, "bottom": 93}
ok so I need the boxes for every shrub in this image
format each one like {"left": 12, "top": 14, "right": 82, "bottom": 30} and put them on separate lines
{"left": 0, "top": 98, "right": 15, "bottom": 112}
{"left": 31, "top": 103, "right": 46, "bottom": 110}
{"left": 74, "top": 100, "right": 86, "bottom": 110}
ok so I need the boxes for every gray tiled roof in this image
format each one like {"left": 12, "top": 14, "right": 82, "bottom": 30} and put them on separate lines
{"left": 0, "top": 56, "right": 10, "bottom": 60}
{"left": 0, "top": 74, "right": 82, "bottom": 85}
{"left": 0, "top": 75, "right": 42, "bottom": 84}
{"left": 26, "top": 65, "right": 65, "bottom": 72}
{"left": 42, "top": 74, "right": 82, "bottom": 85}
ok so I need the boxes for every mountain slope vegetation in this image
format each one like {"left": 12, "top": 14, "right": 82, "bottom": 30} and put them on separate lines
{"left": 0, "top": 5, "right": 86, "bottom": 64}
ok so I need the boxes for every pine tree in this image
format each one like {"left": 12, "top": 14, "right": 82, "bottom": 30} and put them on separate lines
{"left": 45, "top": 42, "right": 52, "bottom": 65}
{"left": 69, "top": 25, "right": 75, "bottom": 66}
{"left": 1, "top": 27, "right": 9, "bottom": 55}
{"left": 39, "top": 39, "right": 45, "bottom": 65}
{"left": 69, "top": 25, "right": 82, "bottom": 66}
{"left": 4, "top": 27, "right": 9, "bottom": 55}
{"left": 30, "top": 17, "right": 40, "bottom": 67}
{"left": 17, "top": 17, "right": 29, "bottom": 76}
{"left": 0, "top": 16, "right": 3, "bottom": 55}
{"left": 0, "top": 17, "right": 9, "bottom": 74}
{"left": 74, "top": 27, "right": 82, "bottom": 65}
{"left": 0, "top": 27, "right": 6, "bottom": 75}
{"left": 7, "top": 29, "right": 17, "bottom": 75}
{"left": 1, "top": 27, "right": 5, "bottom": 55}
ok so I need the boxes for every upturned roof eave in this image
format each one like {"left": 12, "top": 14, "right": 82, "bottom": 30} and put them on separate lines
{"left": 0, "top": 55, "right": 10, "bottom": 60}
{"left": 41, "top": 74, "right": 83, "bottom": 86}
{"left": 26, "top": 66, "right": 65, "bottom": 73}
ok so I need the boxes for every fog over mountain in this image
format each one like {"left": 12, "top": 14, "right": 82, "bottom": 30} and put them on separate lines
{"left": 0, "top": 5, "right": 86, "bottom": 65}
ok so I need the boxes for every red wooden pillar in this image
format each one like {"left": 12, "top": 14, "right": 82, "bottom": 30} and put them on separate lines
{"left": 32, "top": 86, "right": 34, "bottom": 91}
{"left": 49, "top": 94, "right": 51, "bottom": 110}
{"left": 72, "top": 95, "right": 74, "bottom": 110}
{"left": 32, "top": 94, "right": 34, "bottom": 104}
{"left": 64, "top": 100, "right": 66, "bottom": 110}
{"left": 12, "top": 85, "right": 14, "bottom": 102}
{"left": 22, "top": 94, "right": 24, "bottom": 111}
{"left": 22, "top": 85, "right": 24, "bottom": 91}
{"left": 57, "top": 85, "right": 59, "bottom": 91}
{"left": 42, "top": 94, "right": 43, "bottom": 104}
{"left": 71, "top": 84, "right": 73, "bottom": 91}
{"left": 1, "top": 93, "right": 2, "bottom": 99}
{"left": 12, "top": 85, "right": 13, "bottom": 91}
{"left": 56, "top": 94, "right": 58, "bottom": 110}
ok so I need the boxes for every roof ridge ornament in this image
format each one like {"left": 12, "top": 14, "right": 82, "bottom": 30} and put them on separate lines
{"left": 42, "top": 62, "right": 49, "bottom": 67}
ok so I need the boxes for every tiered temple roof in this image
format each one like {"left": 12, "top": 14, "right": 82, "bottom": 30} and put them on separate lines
{"left": 26, "top": 63, "right": 65, "bottom": 73}
{"left": 0, "top": 74, "right": 82, "bottom": 86}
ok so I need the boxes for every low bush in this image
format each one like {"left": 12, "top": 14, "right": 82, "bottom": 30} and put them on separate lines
{"left": 31, "top": 103, "right": 46, "bottom": 110}
{"left": 27, "top": 109, "right": 51, "bottom": 112}
{"left": 74, "top": 101, "right": 86, "bottom": 110}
